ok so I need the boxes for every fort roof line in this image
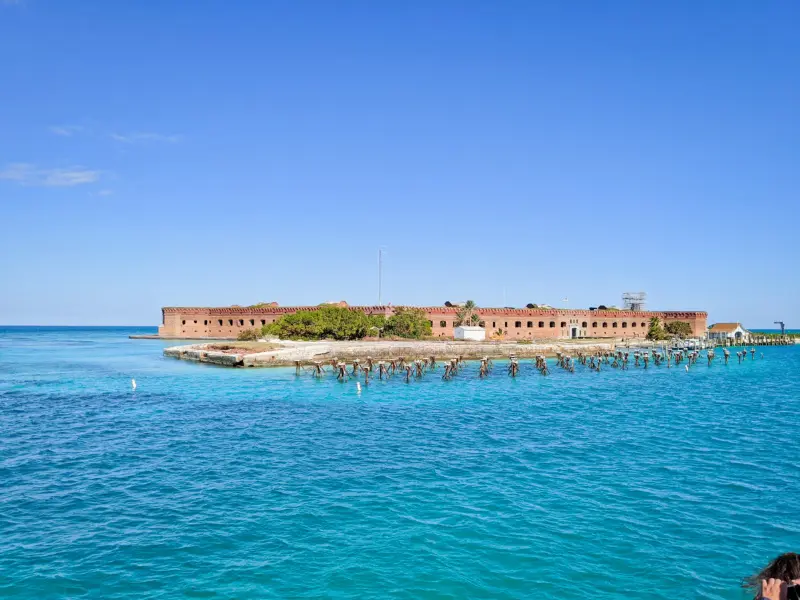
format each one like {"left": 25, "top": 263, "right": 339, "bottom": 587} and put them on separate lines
{"left": 162, "top": 305, "right": 706, "bottom": 316}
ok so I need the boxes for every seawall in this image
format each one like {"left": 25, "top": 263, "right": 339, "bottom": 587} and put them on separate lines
{"left": 164, "top": 339, "right": 619, "bottom": 368}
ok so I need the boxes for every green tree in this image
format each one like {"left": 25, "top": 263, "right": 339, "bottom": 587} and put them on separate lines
{"left": 664, "top": 321, "right": 693, "bottom": 338}
{"left": 646, "top": 316, "right": 668, "bottom": 341}
{"left": 454, "top": 300, "right": 480, "bottom": 327}
{"left": 384, "top": 307, "right": 432, "bottom": 339}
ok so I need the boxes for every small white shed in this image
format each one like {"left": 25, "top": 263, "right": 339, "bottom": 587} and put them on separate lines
{"left": 708, "top": 322, "right": 750, "bottom": 342}
{"left": 454, "top": 326, "right": 486, "bottom": 341}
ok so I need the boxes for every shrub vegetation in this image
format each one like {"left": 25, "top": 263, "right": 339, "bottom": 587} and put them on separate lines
{"left": 383, "top": 307, "right": 432, "bottom": 339}
{"left": 260, "top": 305, "right": 431, "bottom": 341}
{"left": 237, "top": 329, "right": 260, "bottom": 341}
{"left": 664, "top": 321, "right": 693, "bottom": 338}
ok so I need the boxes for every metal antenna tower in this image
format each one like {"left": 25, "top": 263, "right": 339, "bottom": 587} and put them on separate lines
{"left": 378, "top": 248, "right": 386, "bottom": 305}
{"left": 622, "top": 292, "right": 647, "bottom": 311}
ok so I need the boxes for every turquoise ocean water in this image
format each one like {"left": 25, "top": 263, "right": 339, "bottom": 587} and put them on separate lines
{"left": 1, "top": 327, "right": 798, "bottom": 599}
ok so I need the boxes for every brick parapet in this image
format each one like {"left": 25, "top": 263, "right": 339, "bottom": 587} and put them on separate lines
{"left": 159, "top": 305, "right": 708, "bottom": 340}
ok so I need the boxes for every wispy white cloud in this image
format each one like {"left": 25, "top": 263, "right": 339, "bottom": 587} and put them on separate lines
{"left": 96, "top": 189, "right": 114, "bottom": 196}
{"left": 110, "top": 132, "right": 182, "bottom": 144}
{"left": 50, "top": 124, "right": 85, "bottom": 137}
{"left": 0, "top": 163, "right": 101, "bottom": 187}
{"left": 47, "top": 124, "right": 184, "bottom": 145}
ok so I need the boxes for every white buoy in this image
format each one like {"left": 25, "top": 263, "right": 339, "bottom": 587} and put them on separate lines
{"left": 131, "top": 378, "right": 137, "bottom": 391}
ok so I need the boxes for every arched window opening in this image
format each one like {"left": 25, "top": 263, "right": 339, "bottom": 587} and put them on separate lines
{"left": 549, "top": 321, "right": 556, "bottom": 328}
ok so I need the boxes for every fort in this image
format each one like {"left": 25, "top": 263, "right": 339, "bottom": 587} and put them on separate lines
{"left": 158, "top": 304, "right": 708, "bottom": 340}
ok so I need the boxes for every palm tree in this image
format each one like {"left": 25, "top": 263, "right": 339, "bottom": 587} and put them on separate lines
{"left": 454, "top": 300, "right": 480, "bottom": 327}
{"left": 646, "top": 316, "right": 666, "bottom": 341}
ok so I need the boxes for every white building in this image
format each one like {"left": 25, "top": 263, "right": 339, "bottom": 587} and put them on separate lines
{"left": 707, "top": 322, "right": 750, "bottom": 342}
{"left": 454, "top": 326, "right": 486, "bottom": 341}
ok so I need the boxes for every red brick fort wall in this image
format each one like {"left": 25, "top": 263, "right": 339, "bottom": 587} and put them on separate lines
{"left": 159, "top": 305, "right": 708, "bottom": 340}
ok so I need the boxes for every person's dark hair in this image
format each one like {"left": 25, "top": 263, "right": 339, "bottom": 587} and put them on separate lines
{"left": 745, "top": 553, "right": 800, "bottom": 598}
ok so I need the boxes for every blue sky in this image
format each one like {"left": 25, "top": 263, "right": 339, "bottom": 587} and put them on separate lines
{"left": 0, "top": 1, "right": 797, "bottom": 327}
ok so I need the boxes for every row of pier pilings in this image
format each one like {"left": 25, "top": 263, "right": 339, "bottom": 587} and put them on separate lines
{"left": 293, "top": 344, "right": 770, "bottom": 384}
{"left": 721, "top": 336, "right": 794, "bottom": 347}
{"left": 296, "top": 355, "right": 454, "bottom": 383}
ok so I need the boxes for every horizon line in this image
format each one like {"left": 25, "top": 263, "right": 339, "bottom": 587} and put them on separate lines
{"left": 0, "top": 324, "right": 156, "bottom": 328}
{"left": 1, "top": 324, "right": 794, "bottom": 329}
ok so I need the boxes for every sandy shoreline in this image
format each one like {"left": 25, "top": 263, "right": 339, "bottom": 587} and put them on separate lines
{"left": 163, "top": 339, "right": 623, "bottom": 368}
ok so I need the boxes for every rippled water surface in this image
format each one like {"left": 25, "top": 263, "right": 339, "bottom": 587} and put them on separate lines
{"left": 1, "top": 327, "right": 798, "bottom": 599}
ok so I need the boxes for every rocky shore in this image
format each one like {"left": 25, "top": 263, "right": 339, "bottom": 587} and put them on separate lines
{"left": 163, "top": 339, "right": 618, "bottom": 368}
